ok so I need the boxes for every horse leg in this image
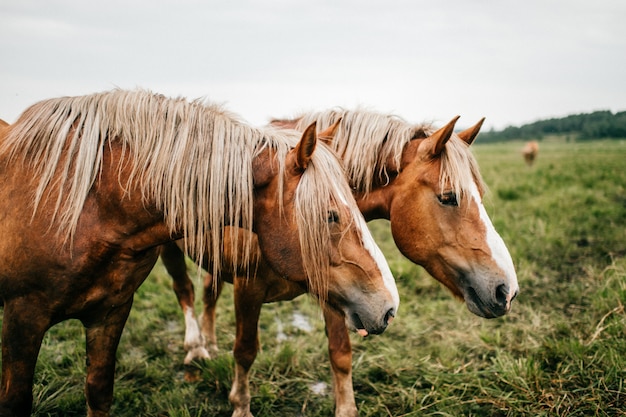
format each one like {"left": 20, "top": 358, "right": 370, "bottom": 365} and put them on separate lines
{"left": 0, "top": 299, "right": 52, "bottom": 417}
{"left": 200, "top": 271, "right": 224, "bottom": 358}
{"left": 160, "top": 241, "right": 210, "bottom": 380}
{"left": 323, "top": 305, "right": 357, "bottom": 417}
{"left": 228, "top": 277, "right": 265, "bottom": 417}
{"left": 82, "top": 300, "right": 134, "bottom": 417}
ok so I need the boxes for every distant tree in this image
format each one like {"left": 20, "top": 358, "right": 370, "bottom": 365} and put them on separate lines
{"left": 479, "top": 110, "right": 626, "bottom": 142}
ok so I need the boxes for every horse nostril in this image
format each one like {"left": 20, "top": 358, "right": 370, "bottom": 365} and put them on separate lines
{"left": 384, "top": 308, "right": 395, "bottom": 326}
{"left": 495, "top": 283, "right": 509, "bottom": 307}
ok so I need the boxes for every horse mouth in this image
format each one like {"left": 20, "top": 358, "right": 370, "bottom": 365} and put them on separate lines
{"left": 350, "top": 313, "right": 369, "bottom": 337}
{"left": 350, "top": 310, "right": 393, "bottom": 337}
{"left": 324, "top": 298, "right": 392, "bottom": 337}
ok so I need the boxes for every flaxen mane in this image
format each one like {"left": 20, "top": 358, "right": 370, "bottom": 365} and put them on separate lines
{"left": 292, "top": 109, "right": 486, "bottom": 203}
{"left": 0, "top": 90, "right": 360, "bottom": 298}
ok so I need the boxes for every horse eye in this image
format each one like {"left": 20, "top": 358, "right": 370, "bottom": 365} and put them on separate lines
{"left": 327, "top": 210, "right": 340, "bottom": 223}
{"left": 438, "top": 192, "right": 458, "bottom": 207}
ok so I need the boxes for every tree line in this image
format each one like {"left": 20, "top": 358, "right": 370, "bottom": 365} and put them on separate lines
{"left": 478, "top": 110, "right": 626, "bottom": 143}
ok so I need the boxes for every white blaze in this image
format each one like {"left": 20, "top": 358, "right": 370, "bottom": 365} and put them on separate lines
{"left": 469, "top": 183, "right": 519, "bottom": 300}
{"left": 356, "top": 214, "right": 400, "bottom": 311}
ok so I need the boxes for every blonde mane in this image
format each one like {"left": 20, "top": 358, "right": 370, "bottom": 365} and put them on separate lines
{"left": 0, "top": 90, "right": 359, "bottom": 297}
{"left": 292, "top": 108, "right": 485, "bottom": 202}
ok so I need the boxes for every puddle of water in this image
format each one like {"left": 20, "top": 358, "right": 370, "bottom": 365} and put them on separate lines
{"left": 274, "top": 310, "right": 313, "bottom": 341}
{"left": 275, "top": 318, "right": 287, "bottom": 342}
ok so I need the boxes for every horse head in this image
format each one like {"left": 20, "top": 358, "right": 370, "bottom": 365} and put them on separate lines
{"left": 385, "top": 117, "right": 518, "bottom": 318}
{"left": 251, "top": 122, "right": 399, "bottom": 336}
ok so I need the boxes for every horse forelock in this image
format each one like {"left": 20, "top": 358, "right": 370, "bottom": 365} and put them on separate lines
{"left": 0, "top": 89, "right": 295, "bottom": 278}
{"left": 439, "top": 135, "right": 486, "bottom": 204}
{"left": 291, "top": 108, "right": 433, "bottom": 194}
{"left": 293, "top": 140, "right": 364, "bottom": 302}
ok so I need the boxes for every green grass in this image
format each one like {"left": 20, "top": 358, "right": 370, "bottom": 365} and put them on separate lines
{"left": 4, "top": 139, "right": 626, "bottom": 416}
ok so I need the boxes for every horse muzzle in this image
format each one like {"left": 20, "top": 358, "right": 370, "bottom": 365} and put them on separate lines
{"left": 348, "top": 304, "right": 396, "bottom": 337}
{"left": 464, "top": 280, "right": 519, "bottom": 319}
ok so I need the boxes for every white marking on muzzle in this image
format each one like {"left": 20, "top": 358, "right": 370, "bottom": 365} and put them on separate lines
{"left": 356, "top": 215, "right": 400, "bottom": 311}
{"left": 469, "top": 183, "right": 519, "bottom": 301}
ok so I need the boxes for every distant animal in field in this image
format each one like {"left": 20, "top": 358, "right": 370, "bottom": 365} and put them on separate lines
{"left": 522, "top": 141, "right": 539, "bottom": 166}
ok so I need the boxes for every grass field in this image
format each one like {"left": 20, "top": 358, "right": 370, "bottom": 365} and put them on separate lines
{"left": 4, "top": 139, "right": 626, "bottom": 416}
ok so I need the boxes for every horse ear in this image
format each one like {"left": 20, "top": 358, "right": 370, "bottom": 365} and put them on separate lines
{"left": 457, "top": 117, "right": 485, "bottom": 145}
{"left": 421, "top": 116, "right": 459, "bottom": 157}
{"left": 317, "top": 118, "right": 342, "bottom": 145}
{"left": 295, "top": 122, "right": 318, "bottom": 170}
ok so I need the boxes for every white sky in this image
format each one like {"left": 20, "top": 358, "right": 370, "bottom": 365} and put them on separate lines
{"left": 1, "top": 0, "right": 625, "bottom": 130}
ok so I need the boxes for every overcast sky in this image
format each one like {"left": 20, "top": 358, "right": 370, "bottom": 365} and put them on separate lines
{"left": 1, "top": 0, "right": 624, "bottom": 131}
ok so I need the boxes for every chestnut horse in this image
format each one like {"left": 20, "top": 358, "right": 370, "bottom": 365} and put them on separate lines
{"left": 0, "top": 92, "right": 399, "bottom": 417}
{"left": 522, "top": 140, "right": 539, "bottom": 166}
{"left": 163, "top": 110, "right": 519, "bottom": 417}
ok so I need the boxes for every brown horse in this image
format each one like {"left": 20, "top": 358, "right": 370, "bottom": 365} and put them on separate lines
{"left": 0, "top": 92, "right": 399, "bottom": 417}
{"left": 163, "top": 110, "right": 519, "bottom": 417}
{"left": 522, "top": 140, "right": 539, "bottom": 166}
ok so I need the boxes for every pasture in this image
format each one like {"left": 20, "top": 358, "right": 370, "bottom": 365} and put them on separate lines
{"left": 3, "top": 138, "right": 626, "bottom": 416}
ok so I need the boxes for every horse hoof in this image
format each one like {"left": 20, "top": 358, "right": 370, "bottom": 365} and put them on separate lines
{"left": 184, "top": 347, "right": 211, "bottom": 364}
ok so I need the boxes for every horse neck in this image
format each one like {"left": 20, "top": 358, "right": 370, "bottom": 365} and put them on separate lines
{"left": 354, "top": 188, "right": 393, "bottom": 221}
